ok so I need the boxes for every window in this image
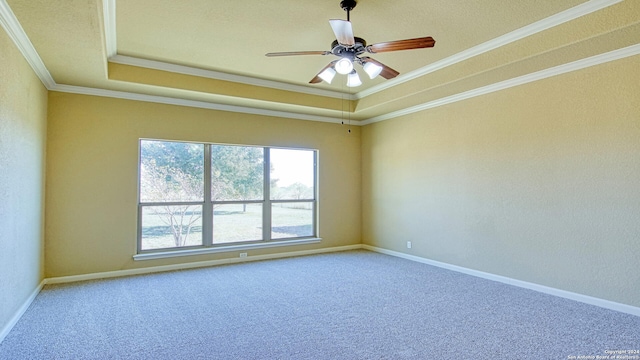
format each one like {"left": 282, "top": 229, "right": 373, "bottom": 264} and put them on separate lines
{"left": 138, "top": 140, "right": 317, "bottom": 254}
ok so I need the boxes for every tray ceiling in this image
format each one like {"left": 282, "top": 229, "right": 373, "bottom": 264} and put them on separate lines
{"left": 3, "top": 0, "right": 639, "bottom": 122}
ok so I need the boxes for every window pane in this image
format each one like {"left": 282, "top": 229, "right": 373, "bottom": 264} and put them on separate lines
{"left": 270, "top": 149, "right": 315, "bottom": 200}
{"left": 212, "top": 203, "right": 263, "bottom": 244}
{"left": 211, "top": 145, "right": 264, "bottom": 201}
{"left": 140, "top": 140, "right": 204, "bottom": 202}
{"left": 271, "top": 202, "right": 313, "bottom": 239}
{"left": 138, "top": 142, "right": 319, "bottom": 253}
{"left": 141, "top": 205, "right": 203, "bottom": 250}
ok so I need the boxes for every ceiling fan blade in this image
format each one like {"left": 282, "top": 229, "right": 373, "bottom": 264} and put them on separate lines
{"left": 329, "top": 19, "right": 355, "bottom": 46}
{"left": 309, "top": 61, "right": 338, "bottom": 84}
{"left": 366, "top": 36, "right": 435, "bottom": 53}
{"left": 266, "top": 51, "right": 331, "bottom": 57}
{"left": 361, "top": 57, "right": 400, "bottom": 79}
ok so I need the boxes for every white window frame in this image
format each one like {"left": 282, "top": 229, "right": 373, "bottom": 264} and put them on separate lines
{"left": 135, "top": 140, "right": 320, "bottom": 260}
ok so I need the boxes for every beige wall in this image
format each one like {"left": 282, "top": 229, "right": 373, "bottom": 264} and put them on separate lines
{"left": 0, "top": 29, "right": 48, "bottom": 332}
{"left": 362, "top": 56, "right": 640, "bottom": 307}
{"left": 45, "top": 93, "right": 361, "bottom": 277}
{"left": 2, "top": 17, "right": 638, "bottom": 335}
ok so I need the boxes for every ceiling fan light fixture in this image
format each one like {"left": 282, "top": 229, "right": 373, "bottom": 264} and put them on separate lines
{"left": 318, "top": 67, "right": 337, "bottom": 84}
{"left": 363, "top": 61, "right": 383, "bottom": 79}
{"left": 346, "top": 70, "right": 362, "bottom": 87}
{"left": 335, "top": 58, "right": 354, "bottom": 74}
{"left": 266, "top": 1, "right": 436, "bottom": 86}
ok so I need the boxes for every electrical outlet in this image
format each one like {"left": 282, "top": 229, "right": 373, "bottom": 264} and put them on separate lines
{"left": 407, "top": 241, "right": 412, "bottom": 249}
{"left": 239, "top": 252, "right": 247, "bottom": 258}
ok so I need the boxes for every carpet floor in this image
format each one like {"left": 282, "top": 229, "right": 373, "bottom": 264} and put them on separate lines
{"left": 1, "top": 250, "right": 639, "bottom": 359}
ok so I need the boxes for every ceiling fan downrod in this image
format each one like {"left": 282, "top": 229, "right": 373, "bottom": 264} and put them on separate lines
{"left": 340, "top": 0, "right": 357, "bottom": 21}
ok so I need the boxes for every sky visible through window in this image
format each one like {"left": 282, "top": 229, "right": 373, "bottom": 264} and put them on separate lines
{"left": 270, "top": 148, "right": 314, "bottom": 187}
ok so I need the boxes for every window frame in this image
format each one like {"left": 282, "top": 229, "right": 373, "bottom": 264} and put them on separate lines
{"left": 136, "top": 139, "right": 320, "bottom": 259}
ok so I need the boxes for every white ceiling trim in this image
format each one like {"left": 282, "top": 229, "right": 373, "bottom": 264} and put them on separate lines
{"left": 101, "top": 0, "right": 623, "bottom": 100}
{"left": 109, "top": 54, "right": 356, "bottom": 100}
{"left": 360, "top": 43, "right": 640, "bottom": 125}
{"left": 50, "top": 84, "right": 347, "bottom": 124}
{"left": 0, "top": 0, "right": 349, "bottom": 124}
{"left": 355, "top": 0, "right": 623, "bottom": 99}
{"left": 0, "top": 0, "right": 55, "bottom": 89}
{"left": 103, "top": 1, "right": 352, "bottom": 100}
{"left": 103, "top": 0, "right": 116, "bottom": 58}
{"left": 1, "top": 0, "right": 636, "bottom": 127}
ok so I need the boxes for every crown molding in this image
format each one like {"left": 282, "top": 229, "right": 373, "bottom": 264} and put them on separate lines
{"left": 0, "top": 0, "right": 350, "bottom": 125}
{"left": 50, "top": 83, "right": 347, "bottom": 124}
{"left": 102, "top": 0, "right": 354, "bottom": 100}
{"left": 360, "top": 43, "right": 640, "bottom": 125}
{"left": 102, "top": 0, "right": 623, "bottom": 102}
{"left": 2, "top": 0, "right": 635, "bottom": 127}
{"left": 103, "top": 0, "right": 116, "bottom": 58}
{"left": 0, "top": 0, "right": 55, "bottom": 89}
{"left": 109, "top": 54, "right": 357, "bottom": 100}
{"left": 54, "top": 43, "right": 640, "bottom": 127}
{"left": 355, "top": 0, "right": 623, "bottom": 99}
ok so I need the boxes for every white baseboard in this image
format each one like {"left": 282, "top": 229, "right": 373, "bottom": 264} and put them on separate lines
{"left": 45, "top": 244, "right": 363, "bottom": 285}
{"left": 363, "top": 244, "right": 640, "bottom": 317}
{"left": 4, "top": 243, "right": 636, "bottom": 346}
{"left": 1, "top": 245, "right": 361, "bottom": 344}
{"left": 0, "top": 279, "right": 45, "bottom": 344}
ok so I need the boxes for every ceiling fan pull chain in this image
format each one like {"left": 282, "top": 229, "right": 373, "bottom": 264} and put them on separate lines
{"left": 348, "top": 88, "right": 351, "bottom": 133}
{"left": 341, "top": 81, "right": 345, "bottom": 125}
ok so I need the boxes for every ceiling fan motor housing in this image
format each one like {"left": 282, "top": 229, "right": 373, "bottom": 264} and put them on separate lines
{"left": 331, "top": 37, "right": 367, "bottom": 59}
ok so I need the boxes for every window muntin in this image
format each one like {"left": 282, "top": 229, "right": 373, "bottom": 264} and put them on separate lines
{"left": 138, "top": 140, "right": 317, "bottom": 253}
{"left": 269, "top": 148, "right": 316, "bottom": 240}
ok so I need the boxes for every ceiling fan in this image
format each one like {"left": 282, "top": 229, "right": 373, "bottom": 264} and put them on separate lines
{"left": 265, "top": 0, "right": 435, "bottom": 87}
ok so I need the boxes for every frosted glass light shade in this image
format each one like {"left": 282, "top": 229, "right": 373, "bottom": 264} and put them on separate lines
{"left": 363, "top": 61, "right": 383, "bottom": 79}
{"left": 318, "top": 67, "right": 336, "bottom": 84}
{"left": 335, "top": 58, "right": 354, "bottom": 74}
{"left": 346, "top": 71, "right": 362, "bottom": 87}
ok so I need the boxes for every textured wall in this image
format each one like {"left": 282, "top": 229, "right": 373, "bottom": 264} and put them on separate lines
{"left": 0, "top": 29, "right": 48, "bottom": 334}
{"left": 45, "top": 93, "right": 361, "bottom": 277}
{"left": 362, "top": 56, "right": 640, "bottom": 307}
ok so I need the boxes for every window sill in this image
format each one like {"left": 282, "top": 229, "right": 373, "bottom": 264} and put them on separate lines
{"left": 133, "top": 238, "right": 322, "bottom": 261}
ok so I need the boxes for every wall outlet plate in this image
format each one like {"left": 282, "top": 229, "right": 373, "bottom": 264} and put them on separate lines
{"left": 239, "top": 252, "right": 248, "bottom": 258}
